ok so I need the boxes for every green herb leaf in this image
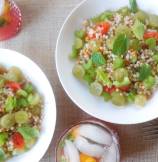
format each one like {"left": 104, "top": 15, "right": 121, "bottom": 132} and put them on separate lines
{"left": 139, "top": 64, "right": 151, "bottom": 81}
{"left": 145, "top": 38, "right": 156, "bottom": 49}
{"left": 132, "top": 20, "right": 145, "bottom": 40}
{"left": 129, "top": 0, "right": 138, "bottom": 13}
{"left": 91, "top": 52, "right": 106, "bottom": 66}
{"left": 113, "top": 33, "right": 129, "bottom": 55}
{"left": 5, "top": 96, "right": 17, "bottom": 112}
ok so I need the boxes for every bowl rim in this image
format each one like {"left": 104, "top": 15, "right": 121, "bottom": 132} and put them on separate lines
{"left": 0, "top": 48, "right": 57, "bottom": 162}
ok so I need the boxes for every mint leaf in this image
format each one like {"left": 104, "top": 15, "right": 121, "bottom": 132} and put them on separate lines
{"left": 129, "top": 0, "right": 138, "bottom": 13}
{"left": 91, "top": 52, "right": 106, "bottom": 66}
{"left": 139, "top": 64, "right": 151, "bottom": 81}
{"left": 132, "top": 20, "right": 145, "bottom": 40}
{"left": 113, "top": 33, "right": 129, "bottom": 55}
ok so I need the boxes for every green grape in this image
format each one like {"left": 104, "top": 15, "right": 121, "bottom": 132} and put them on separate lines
{"left": 72, "top": 64, "right": 85, "bottom": 79}
{"left": 74, "top": 38, "right": 83, "bottom": 49}
{"left": 112, "top": 68, "right": 128, "bottom": 82}
{"left": 15, "top": 111, "right": 29, "bottom": 124}
{"left": 75, "top": 30, "right": 85, "bottom": 39}
{"left": 111, "top": 92, "right": 126, "bottom": 106}
{"left": 90, "top": 82, "right": 103, "bottom": 96}
{"left": 0, "top": 114, "right": 15, "bottom": 128}
{"left": 28, "top": 93, "right": 40, "bottom": 106}
{"left": 24, "top": 83, "right": 34, "bottom": 94}
{"left": 143, "top": 76, "right": 155, "bottom": 89}
{"left": 127, "top": 92, "right": 136, "bottom": 103}
{"left": 135, "top": 95, "right": 147, "bottom": 106}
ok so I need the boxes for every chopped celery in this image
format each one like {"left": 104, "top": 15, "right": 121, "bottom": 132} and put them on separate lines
{"left": 118, "top": 7, "right": 130, "bottom": 16}
{"left": 127, "top": 92, "right": 136, "bottom": 103}
{"left": 135, "top": 10, "right": 148, "bottom": 23}
{"left": 96, "top": 67, "right": 112, "bottom": 87}
{"left": 75, "top": 29, "right": 85, "bottom": 39}
{"left": 0, "top": 114, "right": 15, "bottom": 129}
{"left": 0, "top": 133, "right": 8, "bottom": 146}
{"left": 5, "top": 96, "right": 17, "bottom": 112}
{"left": 113, "top": 57, "right": 124, "bottom": 69}
{"left": 90, "top": 82, "right": 103, "bottom": 96}
{"left": 27, "top": 93, "right": 40, "bottom": 106}
{"left": 74, "top": 38, "right": 83, "bottom": 49}
{"left": 83, "top": 59, "right": 92, "bottom": 70}
{"left": 72, "top": 64, "right": 85, "bottom": 79}
{"left": 113, "top": 77, "right": 131, "bottom": 87}
{"left": 111, "top": 92, "right": 126, "bottom": 106}
{"left": 91, "top": 52, "right": 106, "bottom": 66}
{"left": 132, "top": 20, "right": 145, "bottom": 40}
{"left": 112, "top": 68, "right": 128, "bottom": 82}
{"left": 135, "top": 95, "right": 147, "bottom": 106}
{"left": 16, "top": 89, "right": 28, "bottom": 97}
{"left": 24, "top": 83, "right": 34, "bottom": 94}
{"left": 145, "top": 38, "right": 156, "bottom": 49}
{"left": 102, "top": 92, "right": 111, "bottom": 101}
{"left": 17, "top": 98, "right": 29, "bottom": 107}
{"left": 149, "top": 14, "right": 158, "bottom": 28}
{"left": 143, "top": 76, "right": 155, "bottom": 89}
{"left": 129, "top": 39, "right": 141, "bottom": 51}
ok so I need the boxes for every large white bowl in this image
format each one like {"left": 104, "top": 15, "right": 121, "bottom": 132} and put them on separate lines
{"left": 56, "top": 0, "right": 158, "bottom": 124}
{"left": 0, "top": 49, "right": 56, "bottom": 162}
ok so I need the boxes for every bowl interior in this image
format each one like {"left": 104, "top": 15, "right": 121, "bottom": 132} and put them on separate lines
{"left": 56, "top": 0, "right": 158, "bottom": 124}
{"left": 0, "top": 49, "right": 56, "bottom": 162}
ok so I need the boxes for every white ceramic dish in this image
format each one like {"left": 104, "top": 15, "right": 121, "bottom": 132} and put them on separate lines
{"left": 0, "top": 49, "right": 56, "bottom": 162}
{"left": 56, "top": 0, "right": 158, "bottom": 124}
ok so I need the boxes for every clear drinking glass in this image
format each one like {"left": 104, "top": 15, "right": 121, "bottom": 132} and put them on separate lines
{"left": 0, "top": 0, "right": 22, "bottom": 41}
{"left": 56, "top": 119, "right": 120, "bottom": 162}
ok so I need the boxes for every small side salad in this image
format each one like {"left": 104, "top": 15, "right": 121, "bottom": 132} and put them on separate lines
{"left": 70, "top": 0, "right": 158, "bottom": 107}
{"left": 0, "top": 65, "right": 42, "bottom": 161}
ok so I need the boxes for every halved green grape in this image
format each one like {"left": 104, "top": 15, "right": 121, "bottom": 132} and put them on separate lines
{"left": 149, "top": 14, "right": 158, "bottom": 28}
{"left": 127, "top": 92, "right": 136, "bottom": 103}
{"left": 135, "top": 95, "right": 147, "bottom": 106}
{"left": 0, "top": 114, "right": 15, "bottom": 129}
{"left": 143, "top": 76, "right": 155, "bottom": 89}
{"left": 90, "top": 82, "right": 103, "bottom": 96}
{"left": 69, "top": 46, "right": 78, "bottom": 59}
{"left": 111, "top": 92, "right": 126, "bottom": 106}
{"left": 112, "top": 68, "right": 128, "bottom": 82}
{"left": 74, "top": 38, "right": 83, "bottom": 49}
{"left": 15, "top": 111, "right": 29, "bottom": 124}
{"left": 102, "top": 92, "right": 111, "bottom": 101}
{"left": 113, "top": 77, "right": 131, "bottom": 87}
{"left": 72, "top": 64, "right": 85, "bottom": 79}
{"left": 135, "top": 10, "right": 148, "bottom": 23}
{"left": 113, "top": 57, "right": 124, "bottom": 69}
{"left": 5, "top": 66, "right": 23, "bottom": 82}
{"left": 27, "top": 93, "right": 40, "bottom": 106}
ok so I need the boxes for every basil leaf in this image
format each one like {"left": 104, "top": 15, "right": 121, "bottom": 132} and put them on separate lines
{"left": 91, "top": 52, "right": 106, "bottom": 66}
{"left": 113, "top": 33, "right": 129, "bottom": 55}
{"left": 139, "top": 64, "right": 151, "bottom": 81}
{"left": 132, "top": 20, "right": 145, "bottom": 40}
{"left": 129, "top": 0, "right": 138, "bottom": 13}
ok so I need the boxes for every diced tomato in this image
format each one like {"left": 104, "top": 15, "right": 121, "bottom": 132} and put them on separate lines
{"left": 119, "top": 86, "right": 130, "bottom": 92}
{"left": 144, "top": 32, "right": 158, "bottom": 40}
{"left": 97, "top": 22, "right": 111, "bottom": 35}
{"left": 86, "top": 33, "right": 96, "bottom": 40}
{"left": 103, "top": 85, "right": 116, "bottom": 94}
{"left": 12, "top": 132, "right": 25, "bottom": 149}
{"left": 5, "top": 81, "right": 21, "bottom": 91}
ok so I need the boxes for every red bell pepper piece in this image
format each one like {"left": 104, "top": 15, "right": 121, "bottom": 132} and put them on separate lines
{"left": 5, "top": 81, "right": 21, "bottom": 91}
{"left": 12, "top": 132, "right": 25, "bottom": 149}
{"left": 104, "top": 85, "right": 116, "bottom": 94}
{"left": 144, "top": 32, "right": 158, "bottom": 40}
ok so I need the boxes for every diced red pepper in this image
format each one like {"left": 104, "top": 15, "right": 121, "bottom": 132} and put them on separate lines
{"left": 119, "top": 86, "right": 130, "bottom": 92}
{"left": 144, "top": 32, "right": 158, "bottom": 40}
{"left": 12, "top": 132, "right": 25, "bottom": 149}
{"left": 97, "top": 22, "right": 111, "bottom": 35}
{"left": 5, "top": 81, "right": 21, "bottom": 91}
{"left": 103, "top": 85, "right": 116, "bottom": 94}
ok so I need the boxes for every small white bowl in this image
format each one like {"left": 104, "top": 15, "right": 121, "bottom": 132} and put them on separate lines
{"left": 56, "top": 0, "right": 158, "bottom": 124}
{"left": 0, "top": 49, "right": 56, "bottom": 162}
